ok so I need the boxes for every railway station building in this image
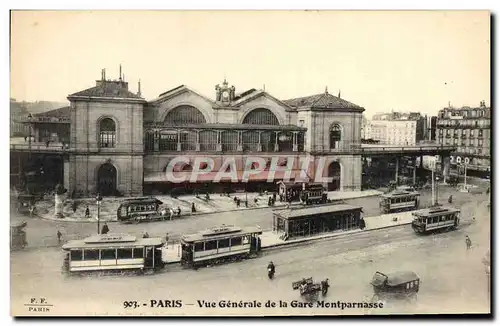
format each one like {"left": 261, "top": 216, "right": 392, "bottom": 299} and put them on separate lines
{"left": 19, "top": 69, "right": 365, "bottom": 197}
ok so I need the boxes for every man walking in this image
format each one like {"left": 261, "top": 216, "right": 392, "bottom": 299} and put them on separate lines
{"left": 57, "top": 229, "right": 62, "bottom": 244}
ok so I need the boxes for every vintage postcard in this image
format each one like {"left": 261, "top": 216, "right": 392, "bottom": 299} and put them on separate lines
{"left": 9, "top": 10, "right": 491, "bottom": 316}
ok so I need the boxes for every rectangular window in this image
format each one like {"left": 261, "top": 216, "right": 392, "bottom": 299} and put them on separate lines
{"left": 478, "top": 130, "right": 483, "bottom": 137}
{"left": 133, "top": 248, "right": 144, "bottom": 259}
{"left": 70, "top": 250, "right": 83, "bottom": 261}
{"left": 101, "top": 249, "right": 116, "bottom": 260}
{"left": 218, "top": 239, "right": 230, "bottom": 248}
{"left": 84, "top": 249, "right": 99, "bottom": 260}
{"left": 100, "top": 131, "right": 116, "bottom": 148}
{"left": 194, "top": 242, "right": 204, "bottom": 252}
{"left": 117, "top": 248, "right": 133, "bottom": 259}
{"left": 205, "top": 240, "right": 217, "bottom": 251}
{"left": 242, "top": 236, "right": 250, "bottom": 245}
{"left": 230, "top": 237, "right": 242, "bottom": 247}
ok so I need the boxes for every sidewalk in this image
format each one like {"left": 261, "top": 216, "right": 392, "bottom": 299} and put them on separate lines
{"left": 162, "top": 210, "right": 415, "bottom": 263}
{"left": 34, "top": 189, "right": 383, "bottom": 223}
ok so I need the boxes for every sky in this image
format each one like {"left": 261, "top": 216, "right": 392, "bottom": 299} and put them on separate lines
{"left": 10, "top": 10, "right": 490, "bottom": 118}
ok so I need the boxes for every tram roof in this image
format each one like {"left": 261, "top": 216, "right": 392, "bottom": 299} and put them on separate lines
{"left": 181, "top": 225, "right": 262, "bottom": 243}
{"left": 62, "top": 233, "right": 164, "bottom": 250}
{"left": 273, "top": 204, "right": 362, "bottom": 220}
{"left": 412, "top": 206, "right": 460, "bottom": 217}
{"left": 119, "top": 197, "right": 163, "bottom": 206}
{"left": 381, "top": 191, "right": 420, "bottom": 198}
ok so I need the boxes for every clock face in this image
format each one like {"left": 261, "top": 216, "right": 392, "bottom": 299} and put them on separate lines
{"left": 222, "top": 91, "right": 229, "bottom": 99}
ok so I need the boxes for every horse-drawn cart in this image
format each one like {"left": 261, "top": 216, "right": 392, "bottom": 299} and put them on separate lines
{"left": 292, "top": 277, "right": 329, "bottom": 301}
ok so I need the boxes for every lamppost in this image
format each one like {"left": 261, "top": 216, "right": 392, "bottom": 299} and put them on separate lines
{"left": 27, "top": 113, "right": 33, "bottom": 159}
{"left": 96, "top": 193, "right": 102, "bottom": 234}
{"left": 25, "top": 113, "right": 33, "bottom": 194}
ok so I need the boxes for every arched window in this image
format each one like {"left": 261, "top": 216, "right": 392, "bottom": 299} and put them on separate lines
{"left": 99, "top": 118, "right": 116, "bottom": 148}
{"left": 164, "top": 105, "right": 206, "bottom": 125}
{"left": 242, "top": 108, "right": 279, "bottom": 125}
{"left": 329, "top": 124, "right": 342, "bottom": 149}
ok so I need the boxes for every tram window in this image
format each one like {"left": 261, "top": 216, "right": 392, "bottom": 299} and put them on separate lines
{"left": 194, "top": 242, "right": 204, "bottom": 252}
{"left": 101, "top": 249, "right": 116, "bottom": 260}
{"left": 84, "top": 249, "right": 99, "bottom": 260}
{"left": 242, "top": 236, "right": 250, "bottom": 245}
{"left": 205, "top": 240, "right": 217, "bottom": 251}
{"left": 218, "top": 239, "right": 230, "bottom": 248}
{"left": 117, "top": 248, "right": 133, "bottom": 259}
{"left": 231, "top": 237, "right": 242, "bottom": 246}
{"left": 70, "top": 250, "right": 83, "bottom": 261}
{"left": 133, "top": 248, "right": 144, "bottom": 259}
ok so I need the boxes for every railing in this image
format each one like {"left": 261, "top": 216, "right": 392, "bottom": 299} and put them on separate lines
{"left": 16, "top": 117, "right": 71, "bottom": 124}
{"left": 10, "top": 143, "right": 69, "bottom": 152}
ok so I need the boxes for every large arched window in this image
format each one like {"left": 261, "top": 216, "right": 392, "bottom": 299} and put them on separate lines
{"left": 329, "top": 124, "right": 342, "bottom": 149}
{"left": 242, "top": 108, "right": 279, "bottom": 125}
{"left": 164, "top": 105, "right": 206, "bottom": 124}
{"left": 99, "top": 118, "right": 116, "bottom": 148}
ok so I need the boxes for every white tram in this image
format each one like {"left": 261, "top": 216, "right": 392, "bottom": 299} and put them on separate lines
{"left": 180, "top": 225, "right": 262, "bottom": 269}
{"left": 379, "top": 190, "right": 420, "bottom": 214}
{"left": 62, "top": 234, "right": 166, "bottom": 274}
{"left": 411, "top": 207, "right": 460, "bottom": 234}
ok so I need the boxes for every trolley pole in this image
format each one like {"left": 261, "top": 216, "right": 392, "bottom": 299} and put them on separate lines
{"left": 96, "top": 193, "right": 102, "bottom": 234}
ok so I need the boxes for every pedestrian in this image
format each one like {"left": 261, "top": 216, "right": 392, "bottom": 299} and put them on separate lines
{"left": 57, "top": 229, "right": 62, "bottom": 244}
{"left": 191, "top": 202, "right": 196, "bottom": 213}
{"left": 177, "top": 206, "right": 181, "bottom": 216}
{"left": 45, "top": 140, "right": 50, "bottom": 148}
{"left": 165, "top": 233, "right": 169, "bottom": 248}
{"left": 24, "top": 136, "right": 27, "bottom": 142}
{"left": 448, "top": 195, "right": 453, "bottom": 204}
{"left": 236, "top": 198, "right": 241, "bottom": 208}
{"left": 143, "top": 232, "right": 150, "bottom": 238}
{"left": 72, "top": 201, "right": 77, "bottom": 213}
{"left": 29, "top": 204, "right": 35, "bottom": 218}
{"left": 85, "top": 206, "right": 90, "bottom": 218}
{"left": 465, "top": 235, "right": 472, "bottom": 250}
{"left": 101, "top": 222, "right": 109, "bottom": 235}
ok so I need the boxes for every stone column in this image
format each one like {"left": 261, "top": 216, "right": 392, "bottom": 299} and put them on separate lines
{"left": 292, "top": 132, "right": 298, "bottom": 152}
{"left": 274, "top": 131, "right": 279, "bottom": 152}
{"left": 395, "top": 156, "right": 399, "bottom": 184}
{"left": 195, "top": 130, "right": 200, "bottom": 152}
{"left": 257, "top": 132, "right": 262, "bottom": 152}
{"left": 237, "top": 131, "right": 243, "bottom": 151}
{"left": 216, "top": 131, "right": 222, "bottom": 152}
{"left": 176, "top": 129, "right": 181, "bottom": 151}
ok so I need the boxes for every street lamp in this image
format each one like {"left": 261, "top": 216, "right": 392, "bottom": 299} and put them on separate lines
{"left": 96, "top": 193, "right": 103, "bottom": 234}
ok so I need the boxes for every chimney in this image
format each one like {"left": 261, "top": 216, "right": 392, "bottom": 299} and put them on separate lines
{"left": 137, "top": 79, "right": 142, "bottom": 97}
{"left": 119, "top": 64, "right": 122, "bottom": 81}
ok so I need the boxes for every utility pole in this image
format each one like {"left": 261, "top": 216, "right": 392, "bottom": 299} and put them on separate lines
{"left": 431, "top": 165, "right": 435, "bottom": 206}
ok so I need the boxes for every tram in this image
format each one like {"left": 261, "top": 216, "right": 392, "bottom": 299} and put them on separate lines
{"left": 62, "top": 233, "right": 166, "bottom": 275}
{"left": 10, "top": 221, "right": 27, "bottom": 250}
{"left": 180, "top": 225, "right": 262, "bottom": 269}
{"left": 411, "top": 207, "right": 460, "bottom": 234}
{"left": 277, "top": 182, "right": 328, "bottom": 205}
{"left": 116, "top": 197, "right": 173, "bottom": 223}
{"left": 379, "top": 190, "right": 420, "bottom": 214}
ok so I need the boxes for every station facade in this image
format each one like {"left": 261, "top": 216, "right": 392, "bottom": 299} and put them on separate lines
{"left": 29, "top": 70, "right": 365, "bottom": 197}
